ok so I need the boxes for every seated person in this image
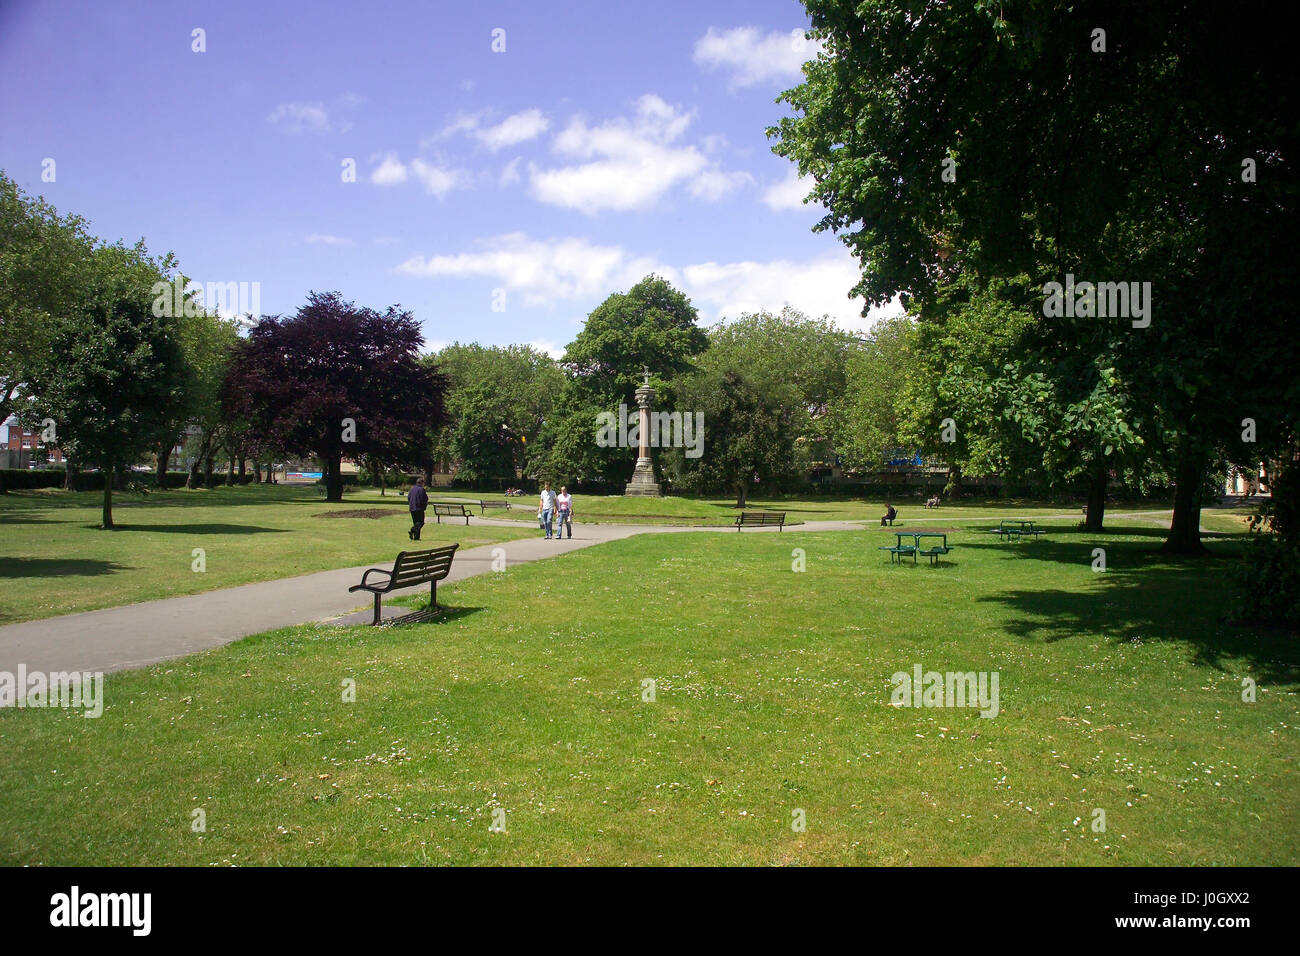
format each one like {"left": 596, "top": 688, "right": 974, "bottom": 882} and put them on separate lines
{"left": 881, "top": 504, "right": 897, "bottom": 526}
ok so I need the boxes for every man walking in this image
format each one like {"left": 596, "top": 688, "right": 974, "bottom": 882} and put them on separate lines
{"left": 408, "top": 476, "right": 429, "bottom": 540}
{"left": 538, "top": 481, "right": 557, "bottom": 539}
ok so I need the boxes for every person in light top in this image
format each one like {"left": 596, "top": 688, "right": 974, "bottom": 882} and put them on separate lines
{"left": 538, "top": 481, "right": 557, "bottom": 539}
{"left": 555, "top": 486, "right": 573, "bottom": 539}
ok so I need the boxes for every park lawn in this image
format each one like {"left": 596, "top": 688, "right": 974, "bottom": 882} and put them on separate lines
{"left": 0, "top": 484, "right": 531, "bottom": 624}
{"left": 368, "top": 486, "right": 1179, "bottom": 527}
{"left": 1, "top": 519, "right": 1294, "bottom": 866}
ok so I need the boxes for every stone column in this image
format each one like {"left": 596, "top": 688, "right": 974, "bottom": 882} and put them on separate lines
{"left": 624, "top": 371, "right": 661, "bottom": 497}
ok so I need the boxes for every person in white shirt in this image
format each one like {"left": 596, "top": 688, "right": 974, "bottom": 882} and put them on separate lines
{"left": 538, "top": 482, "right": 557, "bottom": 539}
{"left": 555, "top": 486, "right": 573, "bottom": 539}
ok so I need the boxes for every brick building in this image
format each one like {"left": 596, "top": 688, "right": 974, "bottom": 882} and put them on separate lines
{"left": 0, "top": 415, "right": 65, "bottom": 467}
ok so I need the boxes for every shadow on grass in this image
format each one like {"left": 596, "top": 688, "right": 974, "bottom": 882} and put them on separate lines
{"left": 973, "top": 542, "right": 1297, "bottom": 687}
{"left": 381, "top": 604, "right": 484, "bottom": 627}
{"left": 104, "top": 523, "right": 290, "bottom": 535}
{"left": 0, "top": 557, "right": 130, "bottom": 578}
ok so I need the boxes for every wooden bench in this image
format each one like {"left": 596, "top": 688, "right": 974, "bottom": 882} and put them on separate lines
{"left": 479, "top": 499, "right": 512, "bottom": 512}
{"left": 348, "top": 544, "right": 459, "bottom": 625}
{"left": 735, "top": 511, "right": 786, "bottom": 531}
{"left": 431, "top": 502, "right": 473, "bottom": 524}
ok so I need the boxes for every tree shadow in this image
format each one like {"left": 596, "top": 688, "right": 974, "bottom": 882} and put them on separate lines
{"left": 973, "top": 549, "right": 1298, "bottom": 687}
{"left": 0, "top": 557, "right": 130, "bottom": 578}
{"left": 106, "top": 523, "right": 290, "bottom": 534}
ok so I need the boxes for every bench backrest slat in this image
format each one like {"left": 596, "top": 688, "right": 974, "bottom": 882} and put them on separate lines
{"left": 391, "top": 545, "right": 459, "bottom": 585}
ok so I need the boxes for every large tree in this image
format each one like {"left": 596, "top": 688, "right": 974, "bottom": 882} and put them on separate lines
{"left": 703, "top": 306, "right": 853, "bottom": 469}
{"left": 667, "top": 368, "right": 799, "bottom": 507}
{"left": 0, "top": 172, "right": 95, "bottom": 423}
{"left": 541, "top": 275, "right": 708, "bottom": 485}
{"left": 26, "top": 242, "right": 188, "bottom": 528}
{"left": 223, "top": 292, "right": 446, "bottom": 502}
{"left": 433, "top": 343, "right": 563, "bottom": 483}
{"left": 772, "top": 0, "right": 1299, "bottom": 552}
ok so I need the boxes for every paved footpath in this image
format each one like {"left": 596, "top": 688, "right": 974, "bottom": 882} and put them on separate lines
{"left": 0, "top": 509, "right": 1179, "bottom": 675}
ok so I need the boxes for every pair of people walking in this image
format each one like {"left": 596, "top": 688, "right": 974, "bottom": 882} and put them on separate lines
{"left": 538, "top": 482, "right": 573, "bottom": 540}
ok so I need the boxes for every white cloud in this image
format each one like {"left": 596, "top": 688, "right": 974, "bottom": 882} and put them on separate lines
{"left": 410, "top": 159, "right": 461, "bottom": 196}
{"left": 690, "top": 169, "right": 753, "bottom": 201}
{"left": 693, "top": 27, "right": 822, "bottom": 89}
{"left": 500, "top": 157, "right": 523, "bottom": 187}
{"left": 306, "top": 234, "right": 354, "bottom": 246}
{"left": 681, "top": 255, "right": 900, "bottom": 333}
{"left": 370, "top": 154, "right": 408, "bottom": 185}
{"left": 477, "top": 109, "right": 549, "bottom": 150}
{"left": 268, "top": 101, "right": 333, "bottom": 133}
{"left": 528, "top": 94, "right": 745, "bottom": 214}
{"left": 763, "top": 169, "right": 816, "bottom": 211}
{"left": 527, "top": 339, "right": 565, "bottom": 359}
{"left": 369, "top": 154, "right": 462, "bottom": 196}
{"left": 397, "top": 232, "right": 662, "bottom": 307}
{"left": 395, "top": 232, "right": 900, "bottom": 331}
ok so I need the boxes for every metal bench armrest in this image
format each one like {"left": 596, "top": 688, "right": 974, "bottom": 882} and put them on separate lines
{"left": 349, "top": 567, "right": 393, "bottom": 592}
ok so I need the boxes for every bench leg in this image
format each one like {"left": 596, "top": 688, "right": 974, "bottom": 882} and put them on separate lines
{"left": 430, "top": 579, "right": 438, "bottom": 610}
{"left": 372, "top": 593, "right": 382, "bottom": 626}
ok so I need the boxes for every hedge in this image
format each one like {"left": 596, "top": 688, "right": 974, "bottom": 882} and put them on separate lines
{"left": 0, "top": 470, "right": 265, "bottom": 492}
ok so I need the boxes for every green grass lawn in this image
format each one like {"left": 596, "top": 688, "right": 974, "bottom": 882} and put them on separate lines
{"left": 1, "top": 482, "right": 1200, "bottom": 625}
{"left": 1, "top": 517, "right": 1292, "bottom": 865}
{"left": 363, "top": 485, "right": 1184, "bottom": 527}
{"left": 0, "top": 484, "right": 531, "bottom": 624}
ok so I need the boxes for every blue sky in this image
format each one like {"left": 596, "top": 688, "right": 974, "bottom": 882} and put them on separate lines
{"left": 0, "top": 0, "right": 895, "bottom": 355}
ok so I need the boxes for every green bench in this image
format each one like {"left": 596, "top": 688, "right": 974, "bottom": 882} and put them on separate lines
{"left": 878, "top": 543, "right": 918, "bottom": 564}
{"left": 881, "top": 532, "right": 954, "bottom": 566}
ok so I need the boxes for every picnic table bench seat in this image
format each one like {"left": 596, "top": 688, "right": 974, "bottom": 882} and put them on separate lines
{"left": 348, "top": 544, "right": 459, "bottom": 626}
{"left": 735, "top": 511, "right": 786, "bottom": 531}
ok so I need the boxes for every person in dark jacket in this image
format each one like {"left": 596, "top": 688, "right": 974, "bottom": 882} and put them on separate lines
{"left": 408, "top": 477, "right": 429, "bottom": 540}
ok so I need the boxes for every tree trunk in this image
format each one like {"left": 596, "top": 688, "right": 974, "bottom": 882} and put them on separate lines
{"left": 64, "top": 463, "right": 79, "bottom": 491}
{"left": 735, "top": 481, "right": 748, "bottom": 508}
{"left": 155, "top": 439, "right": 171, "bottom": 488}
{"left": 423, "top": 463, "right": 434, "bottom": 485}
{"left": 1162, "top": 454, "right": 1207, "bottom": 554}
{"left": 204, "top": 455, "right": 215, "bottom": 487}
{"left": 238, "top": 457, "right": 246, "bottom": 480}
{"left": 325, "top": 452, "right": 344, "bottom": 502}
{"left": 253, "top": 460, "right": 262, "bottom": 483}
{"left": 1084, "top": 467, "right": 1107, "bottom": 532}
{"left": 101, "top": 456, "right": 114, "bottom": 529}
{"left": 227, "top": 455, "right": 235, "bottom": 484}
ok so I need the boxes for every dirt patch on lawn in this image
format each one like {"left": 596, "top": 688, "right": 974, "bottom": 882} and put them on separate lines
{"left": 313, "top": 509, "right": 406, "bottom": 519}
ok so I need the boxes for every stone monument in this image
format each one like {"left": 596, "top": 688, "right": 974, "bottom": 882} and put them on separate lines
{"left": 624, "top": 367, "right": 661, "bottom": 497}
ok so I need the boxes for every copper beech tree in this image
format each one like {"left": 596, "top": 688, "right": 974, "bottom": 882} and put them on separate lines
{"left": 223, "top": 291, "right": 446, "bottom": 502}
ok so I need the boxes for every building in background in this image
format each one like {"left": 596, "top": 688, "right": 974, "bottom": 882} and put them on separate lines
{"left": 0, "top": 414, "right": 65, "bottom": 468}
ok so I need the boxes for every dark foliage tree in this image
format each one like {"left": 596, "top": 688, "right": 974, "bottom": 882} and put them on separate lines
{"left": 223, "top": 292, "right": 446, "bottom": 502}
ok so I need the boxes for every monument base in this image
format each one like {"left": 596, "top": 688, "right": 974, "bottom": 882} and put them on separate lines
{"left": 624, "top": 457, "right": 661, "bottom": 497}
